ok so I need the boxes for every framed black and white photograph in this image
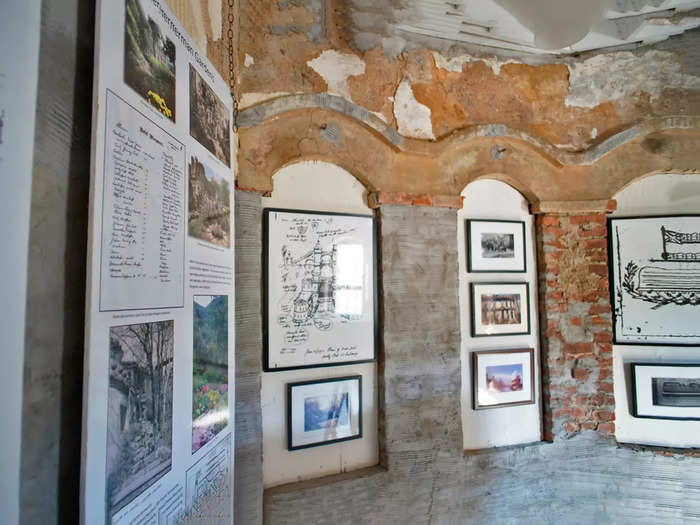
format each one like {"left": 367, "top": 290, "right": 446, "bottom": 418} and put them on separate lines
{"left": 466, "top": 219, "right": 526, "bottom": 273}
{"left": 470, "top": 282, "right": 530, "bottom": 337}
{"left": 287, "top": 375, "right": 362, "bottom": 450}
{"left": 472, "top": 349, "right": 535, "bottom": 409}
{"left": 609, "top": 215, "right": 700, "bottom": 346}
{"left": 263, "top": 208, "right": 378, "bottom": 371}
{"left": 632, "top": 363, "right": 700, "bottom": 420}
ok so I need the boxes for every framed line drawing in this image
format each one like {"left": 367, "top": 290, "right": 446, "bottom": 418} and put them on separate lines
{"left": 632, "top": 363, "right": 700, "bottom": 420}
{"left": 472, "top": 349, "right": 535, "bottom": 410}
{"left": 287, "top": 375, "right": 362, "bottom": 450}
{"left": 467, "top": 219, "right": 527, "bottom": 273}
{"left": 608, "top": 215, "right": 700, "bottom": 346}
{"left": 263, "top": 208, "right": 378, "bottom": 371}
{"left": 470, "top": 282, "right": 531, "bottom": 337}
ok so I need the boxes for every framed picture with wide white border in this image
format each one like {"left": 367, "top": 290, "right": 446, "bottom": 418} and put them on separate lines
{"left": 287, "top": 375, "right": 362, "bottom": 450}
{"left": 632, "top": 363, "right": 700, "bottom": 421}
{"left": 467, "top": 219, "right": 526, "bottom": 273}
{"left": 470, "top": 282, "right": 530, "bottom": 337}
{"left": 472, "top": 349, "right": 535, "bottom": 409}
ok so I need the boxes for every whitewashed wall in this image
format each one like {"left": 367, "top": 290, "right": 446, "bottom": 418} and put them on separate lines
{"left": 458, "top": 180, "right": 542, "bottom": 449}
{"left": 612, "top": 173, "right": 700, "bottom": 447}
{"left": 261, "top": 161, "right": 378, "bottom": 487}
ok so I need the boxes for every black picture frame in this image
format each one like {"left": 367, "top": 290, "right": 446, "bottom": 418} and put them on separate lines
{"left": 287, "top": 375, "right": 363, "bottom": 450}
{"left": 631, "top": 363, "right": 700, "bottom": 421}
{"left": 466, "top": 219, "right": 527, "bottom": 273}
{"left": 263, "top": 208, "right": 379, "bottom": 371}
{"left": 472, "top": 348, "right": 535, "bottom": 410}
{"left": 607, "top": 214, "right": 700, "bottom": 347}
{"left": 470, "top": 282, "right": 531, "bottom": 337}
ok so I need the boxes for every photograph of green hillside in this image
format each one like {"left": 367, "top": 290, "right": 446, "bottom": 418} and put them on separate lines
{"left": 188, "top": 156, "right": 230, "bottom": 248}
{"left": 124, "top": 0, "right": 176, "bottom": 121}
{"left": 189, "top": 65, "right": 230, "bottom": 167}
{"left": 192, "top": 295, "right": 229, "bottom": 454}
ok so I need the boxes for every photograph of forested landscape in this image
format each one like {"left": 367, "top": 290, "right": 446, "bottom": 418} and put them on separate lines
{"left": 189, "top": 65, "right": 230, "bottom": 166}
{"left": 192, "top": 295, "right": 229, "bottom": 454}
{"left": 124, "top": 0, "right": 176, "bottom": 121}
{"left": 188, "top": 156, "right": 231, "bottom": 248}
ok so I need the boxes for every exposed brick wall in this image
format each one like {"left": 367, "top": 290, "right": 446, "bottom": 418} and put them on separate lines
{"left": 536, "top": 213, "right": 615, "bottom": 440}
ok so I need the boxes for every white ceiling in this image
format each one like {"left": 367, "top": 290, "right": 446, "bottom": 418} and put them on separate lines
{"left": 395, "top": 0, "right": 700, "bottom": 54}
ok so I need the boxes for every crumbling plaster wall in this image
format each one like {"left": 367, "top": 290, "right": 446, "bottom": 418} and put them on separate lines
{"left": 235, "top": 1, "right": 700, "bottom": 206}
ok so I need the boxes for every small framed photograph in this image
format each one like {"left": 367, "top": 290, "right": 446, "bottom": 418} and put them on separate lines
{"left": 287, "top": 375, "right": 362, "bottom": 450}
{"left": 609, "top": 215, "right": 700, "bottom": 346}
{"left": 472, "top": 349, "right": 535, "bottom": 409}
{"left": 466, "top": 219, "right": 526, "bottom": 273}
{"left": 632, "top": 363, "right": 700, "bottom": 420}
{"left": 470, "top": 282, "right": 530, "bottom": 337}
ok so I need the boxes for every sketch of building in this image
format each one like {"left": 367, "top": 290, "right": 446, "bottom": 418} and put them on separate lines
{"left": 284, "top": 240, "right": 338, "bottom": 325}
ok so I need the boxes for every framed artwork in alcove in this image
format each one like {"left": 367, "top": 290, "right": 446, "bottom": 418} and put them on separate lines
{"left": 470, "top": 282, "right": 531, "bottom": 337}
{"left": 608, "top": 215, "right": 700, "bottom": 346}
{"left": 466, "top": 219, "right": 527, "bottom": 273}
{"left": 472, "top": 349, "right": 535, "bottom": 410}
{"left": 263, "top": 208, "right": 378, "bottom": 371}
{"left": 632, "top": 363, "right": 700, "bottom": 420}
{"left": 287, "top": 375, "right": 362, "bottom": 450}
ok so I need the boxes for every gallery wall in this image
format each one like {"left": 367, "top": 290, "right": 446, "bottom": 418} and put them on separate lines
{"left": 260, "top": 161, "right": 379, "bottom": 487}
{"left": 612, "top": 173, "right": 700, "bottom": 448}
{"left": 458, "top": 180, "right": 542, "bottom": 449}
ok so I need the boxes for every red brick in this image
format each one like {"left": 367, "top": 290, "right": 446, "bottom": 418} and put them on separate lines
{"left": 410, "top": 195, "right": 432, "bottom": 206}
{"left": 569, "top": 214, "right": 607, "bottom": 225}
{"left": 593, "top": 410, "right": 614, "bottom": 422}
{"left": 585, "top": 238, "right": 607, "bottom": 250}
{"left": 599, "top": 383, "right": 614, "bottom": 393}
{"left": 597, "top": 422, "right": 615, "bottom": 435}
{"left": 580, "top": 226, "right": 607, "bottom": 237}
{"left": 564, "top": 421, "right": 581, "bottom": 434}
{"left": 540, "top": 216, "right": 560, "bottom": 227}
{"left": 589, "top": 304, "right": 611, "bottom": 314}
{"left": 594, "top": 331, "right": 613, "bottom": 343}
{"left": 572, "top": 407, "right": 587, "bottom": 419}
{"left": 581, "top": 422, "right": 597, "bottom": 430}
{"left": 571, "top": 317, "right": 583, "bottom": 326}
{"left": 588, "top": 263, "right": 608, "bottom": 277}
{"left": 572, "top": 368, "right": 590, "bottom": 380}
{"left": 564, "top": 342, "right": 594, "bottom": 356}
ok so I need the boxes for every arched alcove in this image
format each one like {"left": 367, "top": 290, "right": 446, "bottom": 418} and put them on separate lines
{"left": 260, "top": 160, "right": 379, "bottom": 487}
{"left": 457, "top": 179, "right": 542, "bottom": 450}
{"left": 611, "top": 172, "right": 700, "bottom": 448}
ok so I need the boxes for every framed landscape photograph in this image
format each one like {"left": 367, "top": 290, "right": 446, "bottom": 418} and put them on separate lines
{"left": 470, "top": 282, "right": 530, "bottom": 337}
{"left": 263, "top": 208, "right": 378, "bottom": 371}
{"left": 632, "top": 363, "right": 700, "bottom": 420}
{"left": 467, "top": 219, "right": 526, "bottom": 273}
{"left": 609, "top": 215, "right": 700, "bottom": 346}
{"left": 287, "top": 376, "right": 362, "bottom": 450}
{"left": 472, "top": 349, "right": 535, "bottom": 409}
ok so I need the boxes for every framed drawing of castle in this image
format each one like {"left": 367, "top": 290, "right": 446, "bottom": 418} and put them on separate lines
{"left": 263, "top": 208, "right": 378, "bottom": 371}
{"left": 609, "top": 215, "right": 700, "bottom": 346}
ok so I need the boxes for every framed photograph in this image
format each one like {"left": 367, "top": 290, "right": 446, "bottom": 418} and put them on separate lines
{"left": 472, "top": 349, "right": 535, "bottom": 409}
{"left": 470, "top": 282, "right": 530, "bottom": 337}
{"left": 467, "top": 219, "right": 526, "bottom": 273}
{"left": 287, "top": 376, "right": 362, "bottom": 450}
{"left": 609, "top": 215, "right": 700, "bottom": 346}
{"left": 632, "top": 363, "right": 700, "bottom": 420}
{"left": 189, "top": 64, "right": 231, "bottom": 167}
{"left": 263, "top": 208, "right": 378, "bottom": 371}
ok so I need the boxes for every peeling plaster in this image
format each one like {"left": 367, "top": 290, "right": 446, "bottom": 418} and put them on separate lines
{"left": 432, "top": 51, "right": 518, "bottom": 76}
{"left": 239, "top": 92, "right": 293, "bottom": 109}
{"left": 566, "top": 50, "right": 700, "bottom": 108}
{"left": 307, "top": 50, "right": 366, "bottom": 101}
{"left": 244, "top": 53, "right": 255, "bottom": 67}
{"left": 393, "top": 79, "right": 435, "bottom": 140}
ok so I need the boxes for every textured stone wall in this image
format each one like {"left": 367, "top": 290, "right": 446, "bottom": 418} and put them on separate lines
{"left": 234, "top": 190, "right": 264, "bottom": 524}
{"left": 537, "top": 214, "right": 615, "bottom": 440}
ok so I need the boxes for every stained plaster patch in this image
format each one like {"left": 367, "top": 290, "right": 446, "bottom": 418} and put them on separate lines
{"left": 244, "top": 54, "right": 255, "bottom": 67}
{"left": 239, "top": 92, "right": 292, "bottom": 109}
{"left": 393, "top": 79, "right": 435, "bottom": 140}
{"left": 566, "top": 50, "right": 700, "bottom": 108}
{"left": 307, "top": 50, "right": 366, "bottom": 102}
{"left": 432, "top": 51, "right": 518, "bottom": 76}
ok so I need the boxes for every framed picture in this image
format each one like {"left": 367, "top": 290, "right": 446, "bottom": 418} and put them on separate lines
{"left": 287, "top": 376, "right": 362, "bottom": 450}
{"left": 608, "top": 215, "right": 700, "bottom": 346}
{"left": 472, "top": 349, "right": 535, "bottom": 409}
{"left": 467, "top": 219, "right": 527, "bottom": 273}
{"left": 632, "top": 363, "right": 700, "bottom": 420}
{"left": 263, "top": 208, "right": 378, "bottom": 371}
{"left": 470, "top": 282, "right": 530, "bottom": 337}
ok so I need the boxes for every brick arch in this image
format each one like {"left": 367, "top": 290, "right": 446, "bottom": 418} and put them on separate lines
{"left": 237, "top": 105, "right": 700, "bottom": 212}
